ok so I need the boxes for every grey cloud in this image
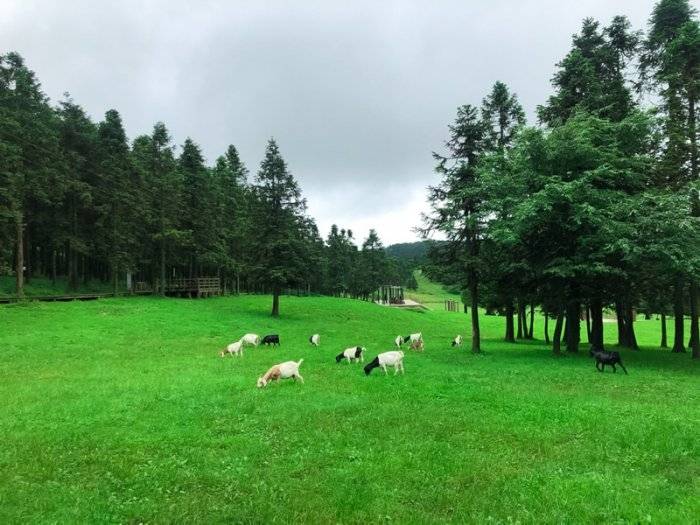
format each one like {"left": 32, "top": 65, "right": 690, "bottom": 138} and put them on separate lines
{"left": 3, "top": 0, "right": 664, "bottom": 244}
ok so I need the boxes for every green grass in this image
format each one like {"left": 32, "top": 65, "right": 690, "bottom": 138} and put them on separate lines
{"left": 406, "top": 270, "right": 462, "bottom": 307}
{"left": 1, "top": 287, "right": 698, "bottom": 522}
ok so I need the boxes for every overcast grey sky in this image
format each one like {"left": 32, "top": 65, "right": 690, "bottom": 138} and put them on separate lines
{"left": 2, "top": 0, "right": 674, "bottom": 244}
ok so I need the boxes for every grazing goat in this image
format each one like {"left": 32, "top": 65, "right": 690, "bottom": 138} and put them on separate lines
{"left": 452, "top": 335, "right": 463, "bottom": 347}
{"left": 257, "top": 359, "right": 304, "bottom": 388}
{"left": 364, "top": 351, "right": 405, "bottom": 375}
{"left": 336, "top": 346, "right": 366, "bottom": 364}
{"left": 220, "top": 340, "right": 243, "bottom": 358}
{"left": 261, "top": 334, "right": 280, "bottom": 346}
{"left": 402, "top": 332, "right": 422, "bottom": 344}
{"left": 590, "top": 349, "right": 628, "bottom": 374}
{"left": 309, "top": 334, "right": 321, "bottom": 346}
{"left": 394, "top": 335, "right": 403, "bottom": 348}
{"left": 240, "top": 333, "right": 260, "bottom": 347}
{"left": 409, "top": 339, "right": 424, "bottom": 352}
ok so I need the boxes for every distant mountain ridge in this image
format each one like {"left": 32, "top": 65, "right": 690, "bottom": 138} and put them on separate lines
{"left": 385, "top": 240, "right": 435, "bottom": 262}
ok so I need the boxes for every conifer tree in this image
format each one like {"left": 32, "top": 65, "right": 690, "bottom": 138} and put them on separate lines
{"left": 249, "top": 139, "right": 308, "bottom": 316}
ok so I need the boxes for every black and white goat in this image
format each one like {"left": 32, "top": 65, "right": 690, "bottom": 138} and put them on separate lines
{"left": 336, "top": 346, "right": 366, "bottom": 364}
{"left": 364, "top": 351, "right": 405, "bottom": 375}
{"left": 590, "top": 349, "right": 628, "bottom": 374}
{"left": 309, "top": 334, "right": 321, "bottom": 347}
{"left": 396, "top": 332, "right": 422, "bottom": 348}
{"left": 451, "top": 335, "right": 463, "bottom": 347}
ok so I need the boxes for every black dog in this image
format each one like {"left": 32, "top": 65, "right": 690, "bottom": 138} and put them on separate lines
{"left": 261, "top": 334, "right": 280, "bottom": 346}
{"left": 590, "top": 349, "right": 628, "bottom": 374}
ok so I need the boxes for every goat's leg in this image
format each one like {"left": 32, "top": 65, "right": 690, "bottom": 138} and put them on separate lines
{"left": 296, "top": 373, "right": 304, "bottom": 383}
{"left": 382, "top": 365, "right": 388, "bottom": 375}
{"left": 596, "top": 361, "right": 602, "bottom": 372}
{"left": 619, "top": 362, "right": 628, "bottom": 375}
{"left": 612, "top": 363, "right": 617, "bottom": 373}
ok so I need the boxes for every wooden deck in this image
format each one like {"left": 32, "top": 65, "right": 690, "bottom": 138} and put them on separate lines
{"left": 165, "top": 277, "right": 221, "bottom": 297}
{"left": 375, "top": 298, "right": 427, "bottom": 310}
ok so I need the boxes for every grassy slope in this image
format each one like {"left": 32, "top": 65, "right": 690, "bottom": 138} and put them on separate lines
{"left": 405, "top": 270, "right": 461, "bottom": 308}
{"left": 1, "top": 283, "right": 698, "bottom": 523}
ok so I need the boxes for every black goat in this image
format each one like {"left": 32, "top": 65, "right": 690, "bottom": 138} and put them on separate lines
{"left": 261, "top": 334, "right": 280, "bottom": 346}
{"left": 590, "top": 349, "right": 628, "bottom": 374}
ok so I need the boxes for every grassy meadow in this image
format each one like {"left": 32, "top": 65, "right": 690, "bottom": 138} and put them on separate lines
{"left": 1, "top": 280, "right": 698, "bottom": 523}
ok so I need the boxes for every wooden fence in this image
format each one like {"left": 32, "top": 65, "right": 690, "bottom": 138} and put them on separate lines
{"left": 165, "top": 277, "right": 221, "bottom": 297}
{"left": 445, "top": 299, "right": 459, "bottom": 312}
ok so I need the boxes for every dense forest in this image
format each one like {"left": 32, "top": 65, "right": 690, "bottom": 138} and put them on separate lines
{"left": 0, "top": 57, "right": 416, "bottom": 312}
{"left": 1, "top": 0, "right": 699, "bottom": 353}
{"left": 422, "top": 0, "right": 700, "bottom": 357}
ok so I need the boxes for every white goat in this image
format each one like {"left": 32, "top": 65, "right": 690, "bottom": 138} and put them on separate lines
{"left": 240, "top": 333, "right": 260, "bottom": 347}
{"left": 309, "top": 334, "right": 320, "bottom": 347}
{"left": 256, "top": 359, "right": 304, "bottom": 388}
{"left": 220, "top": 340, "right": 243, "bottom": 357}
{"left": 452, "top": 335, "right": 463, "bottom": 347}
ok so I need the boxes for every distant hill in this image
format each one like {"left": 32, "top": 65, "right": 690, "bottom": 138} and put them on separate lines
{"left": 385, "top": 240, "right": 434, "bottom": 262}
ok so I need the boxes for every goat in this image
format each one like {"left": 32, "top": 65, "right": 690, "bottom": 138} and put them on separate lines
{"left": 409, "top": 339, "right": 424, "bottom": 352}
{"left": 309, "top": 334, "right": 320, "bottom": 347}
{"left": 452, "top": 335, "right": 463, "bottom": 347}
{"left": 220, "top": 340, "right": 243, "bottom": 358}
{"left": 261, "top": 334, "right": 280, "bottom": 346}
{"left": 256, "top": 359, "right": 304, "bottom": 388}
{"left": 364, "top": 351, "right": 405, "bottom": 375}
{"left": 590, "top": 349, "right": 628, "bottom": 374}
{"left": 402, "top": 332, "right": 422, "bottom": 344}
{"left": 240, "top": 333, "right": 260, "bottom": 347}
{"left": 394, "top": 335, "right": 403, "bottom": 348}
{"left": 335, "top": 346, "right": 366, "bottom": 364}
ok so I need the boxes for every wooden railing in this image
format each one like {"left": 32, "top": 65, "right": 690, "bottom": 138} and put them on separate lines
{"left": 166, "top": 277, "right": 221, "bottom": 296}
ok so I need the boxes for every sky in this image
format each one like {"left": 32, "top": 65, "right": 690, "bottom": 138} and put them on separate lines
{"left": 2, "top": 0, "right": 675, "bottom": 245}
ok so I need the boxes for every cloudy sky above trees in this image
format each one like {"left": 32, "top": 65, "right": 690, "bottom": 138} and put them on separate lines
{"left": 3, "top": 0, "right": 663, "bottom": 244}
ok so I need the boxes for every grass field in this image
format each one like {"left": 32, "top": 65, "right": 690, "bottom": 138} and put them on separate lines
{"left": 1, "top": 280, "right": 698, "bottom": 523}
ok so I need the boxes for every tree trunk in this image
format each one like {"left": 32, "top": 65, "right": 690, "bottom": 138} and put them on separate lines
{"left": 527, "top": 304, "right": 534, "bottom": 339}
{"left": 469, "top": 278, "right": 481, "bottom": 353}
{"left": 271, "top": 287, "right": 280, "bottom": 317}
{"left": 660, "top": 313, "right": 668, "bottom": 348}
{"left": 24, "top": 224, "right": 31, "bottom": 284}
{"left": 615, "top": 301, "right": 627, "bottom": 347}
{"left": 15, "top": 213, "right": 24, "bottom": 298}
{"left": 160, "top": 238, "right": 166, "bottom": 296}
{"left": 522, "top": 303, "right": 529, "bottom": 339}
{"left": 544, "top": 313, "right": 550, "bottom": 344}
{"left": 627, "top": 304, "right": 639, "bottom": 351}
{"left": 672, "top": 277, "right": 685, "bottom": 352}
{"left": 589, "top": 298, "right": 605, "bottom": 352}
{"left": 585, "top": 305, "right": 592, "bottom": 343}
{"left": 552, "top": 313, "right": 564, "bottom": 355}
{"left": 504, "top": 303, "right": 515, "bottom": 342}
{"left": 51, "top": 248, "right": 57, "bottom": 284}
{"left": 112, "top": 261, "right": 119, "bottom": 296}
{"left": 565, "top": 301, "right": 580, "bottom": 353}
{"left": 516, "top": 303, "right": 523, "bottom": 339}
{"left": 690, "top": 188, "right": 699, "bottom": 358}
{"left": 690, "top": 280, "right": 699, "bottom": 359}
